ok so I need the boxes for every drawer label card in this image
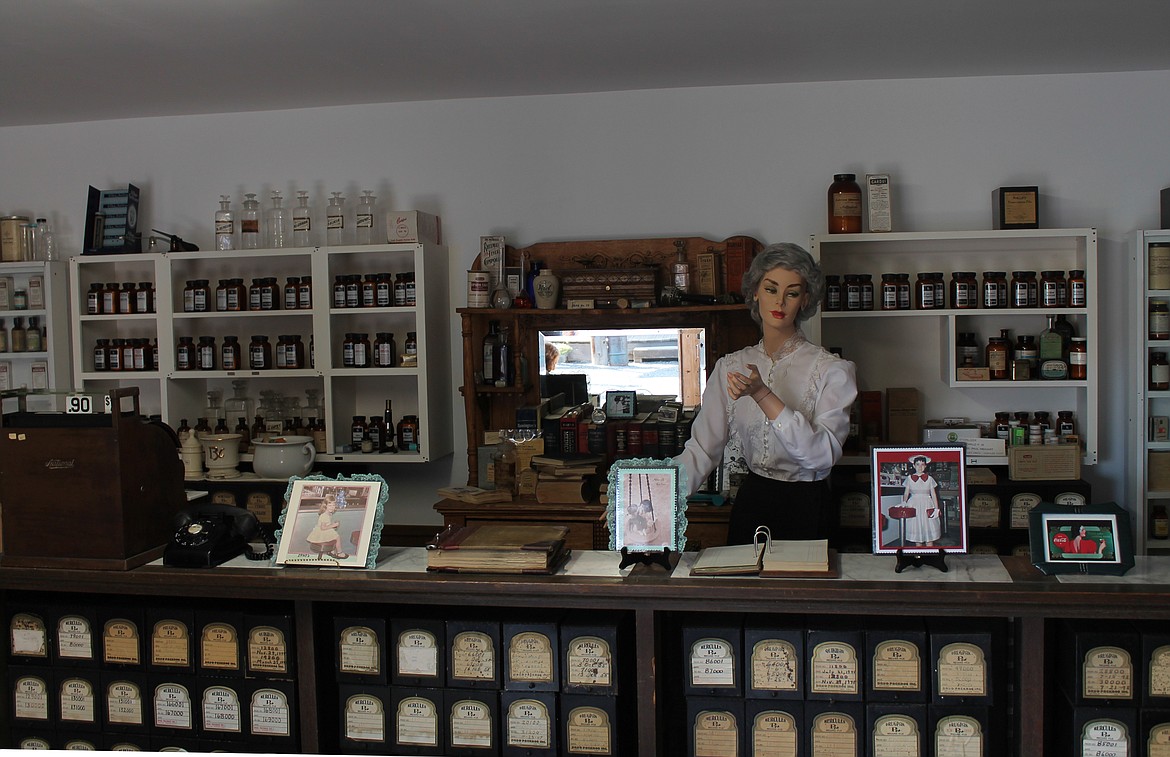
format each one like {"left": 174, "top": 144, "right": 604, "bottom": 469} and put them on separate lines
{"left": 339, "top": 625, "right": 381, "bottom": 675}
{"left": 202, "top": 685, "right": 242, "bottom": 734}
{"left": 1083, "top": 645, "right": 1133, "bottom": 699}
{"left": 506, "top": 698, "right": 552, "bottom": 748}
{"left": 450, "top": 699, "right": 494, "bottom": 748}
{"left": 250, "top": 688, "right": 292, "bottom": 738}
{"left": 248, "top": 625, "right": 289, "bottom": 674}
{"left": 103, "top": 619, "right": 141, "bottom": 665}
{"left": 968, "top": 492, "right": 1001, "bottom": 528}
{"left": 937, "top": 643, "right": 987, "bottom": 696}
{"left": 838, "top": 491, "right": 872, "bottom": 529}
{"left": 107, "top": 680, "right": 145, "bottom": 726}
{"left": 57, "top": 614, "right": 95, "bottom": 661}
{"left": 452, "top": 630, "right": 496, "bottom": 681}
{"left": 752, "top": 710, "right": 798, "bottom": 756}
{"left": 151, "top": 620, "right": 191, "bottom": 667}
{"left": 811, "top": 641, "right": 860, "bottom": 695}
{"left": 59, "top": 677, "right": 97, "bottom": 724}
{"left": 153, "top": 683, "right": 193, "bottom": 731}
{"left": 201, "top": 622, "right": 240, "bottom": 671}
{"left": 873, "top": 714, "right": 919, "bottom": 756}
{"left": 1148, "top": 724, "right": 1170, "bottom": 757}
{"left": 1150, "top": 644, "right": 1170, "bottom": 697}
{"left": 11, "top": 612, "right": 47, "bottom": 657}
{"left": 1010, "top": 493, "right": 1042, "bottom": 529}
{"left": 691, "top": 638, "right": 736, "bottom": 687}
{"left": 395, "top": 695, "right": 439, "bottom": 747}
{"left": 567, "top": 636, "right": 613, "bottom": 687}
{"left": 1081, "top": 719, "right": 1129, "bottom": 757}
{"left": 397, "top": 629, "right": 439, "bottom": 677}
{"left": 873, "top": 639, "right": 922, "bottom": 692}
{"left": 566, "top": 704, "right": 613, "bottom": 754}
{"left": 14, "top": 674, "right": 50, "bottom": 721}
{"left": 694, "top": 709, "right": 739, "bottom": 757}
{"left": 344, "top": 693, "right": 385, "bottom": 742}
{"left": 811, "top": 712, "right": 858, "bottom": 757}
{"left": 751, "top": 639, "right": 799, "bottom": 691}
{"left": 508, "top": 631, "right": 555, "bottom": 683}
{"left": 934, "top": 715, "right": 984, "bottom": 757}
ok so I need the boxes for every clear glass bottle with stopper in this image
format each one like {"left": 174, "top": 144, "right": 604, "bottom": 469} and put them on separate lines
{"left": 355, "top": 190, "right": 376, "bottom": 244}
{"left": 266, "top": 191, "right": 288, "bottom": 248}
{"left": 292, "top": 190, "right": 313, "bottom": 247}
{"left": 240, "top": 193, "right": 261, "bottom": 249}
{"left": 215, "top": 195, "right": 234, "bottom": 251}
{"left": 35, "top": 218, "right": 56, "bottom": 261}
{"left": 224, "top": 380, "right": 255, "bottom": 431}
{"left": 326, "top": 192, "right": 346, "bottom": 246}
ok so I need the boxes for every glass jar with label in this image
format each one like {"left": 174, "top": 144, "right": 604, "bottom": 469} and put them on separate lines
{"left": 994, "top": 411, "right": 1011, "bottom": 440}
{"left": 361, "top": 274, "right": 377, "bottom": 307}
{"left": 405, "top": 272, "right": 417, "bottom": 306}
{"left": 197, "top": 336, "right": 217, "bottom": 370}
{"left": 914, "top": 273, "right": 935, "bottom": 309}
{"left": 103, "top": 282, "right": 120, "bottom": 314}
{"left": 93, "top": 338, "right": 110, "bottom": 371}
{"left": 176, "top": 336, "right": 196, "bottom": 370}
{"left": 950, "top": 271, "right": 977, "bottom": 309}
{"left": 1151, "top": 300, "right": 1170, "bottom": 340}
{"left": 1151, "top": 243, "right": 1170, "bottom": 290}
{"left": 404, "top": 331, "right": 418, "bottom": 360}
{"left": 353, "top": 333, "right": 371, "bottom": 368}
{"left": 982, "top": 271, "right": 1007, "bottom": 309}
{"left": 374, "top": 332, "right": 398, "bottom": 367}
{"left": 221, "top": 336, "right": 242, "bottom": 371}
{"left": 880, "top": 274, "right": 899, "bottom": 310}
{"left": 87, "top": 282, "right": 103, "bottom": 314}
{"left": 249, "top": 335, "right": 271, "bottom": 370}
{"left": 1057, "top": 410, "right": 1076, "bottom": 438}
{"left": 215, "top": 279, "right": 229, "bottom": 311}
{"left": 1010, "top": 271, "right": 1030, "bottom": 308}
{"left": 986, "top": 336, "right": 1009, "bottom": 379}
{"left": 844, "top": 274, "right": 862, "bottom": 311}
{"left": 1040, "top": 270, "right": 1064, "bottom": 308}
{"left": 956, "top": 332, "right": 981, "bottom": 367}
{"left": 858, "top": 274, "right": 874, "bottom": 311}
{"left": 275, "top": 336, "right": 289, "bottom": 369}
{"left": 1151, "top": 351, "right": 1169, "bottom": 390}
{"left": 398, "top": 415, "right": 420, "bottom": 452}
{"left": 298, "top": 275, "right": 312, "bottom": 309}
{"left": 261, "top": 277, "right": 280, "bottom": 310}
{"left": 287, "top": 335, "right": 306, "bottom": 369}
{"left": 350, "top": 416, "right": 367, "bottom": 452}
{"left": 120, "top": 339, "right": 135, "bottom": 371}
{"left": 1015, "top": 334, "right": 1038, "bottom": 370}
{"left": 1152, "top": 505, "right": 1169, "bottom": 540}
{"left": 249, "top": 278, "right": 263, "bottom": 311}
{"left": 332, "top": 275, "right": 347, "bottom": 308}
{"left": 136, "top": 282, "right": 155, "bottom": 314}
{"left": 395, "top": 273, "right": 408, "bottom": 307}
{"left": 1069, "top": 337, "right": 1088, "bottom": 380}
{"left": 284, "top": 277, "right": 300, "bottom": 310}
{"left": 823, "top": 275, "right": 842, "bottom": 311}
{"left": 376, "top": 274, "right": 392, "bottom": 307}
{"left": 828, "top": 173, "right": 862, "bottom": 233}
{"left": 342, "top": 333, "right": 356, "bottom": 368}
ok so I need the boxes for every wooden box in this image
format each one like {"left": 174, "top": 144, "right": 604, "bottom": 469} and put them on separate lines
{"left": 0, "top": 389, "right": 186, "bottom": 570}
{"left": 1008, "top": 445, "right": 1081, "bottom": 481}
{"left": 559, "top": 268, "right": 657, "bottom": 305}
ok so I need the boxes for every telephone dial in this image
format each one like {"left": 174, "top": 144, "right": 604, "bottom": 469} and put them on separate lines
{"left": 163, "top": 503, "right": 271, "bottom": 568}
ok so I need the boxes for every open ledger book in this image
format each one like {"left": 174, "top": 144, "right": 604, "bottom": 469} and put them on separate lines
{"left": 690, "top": 526, "right": 838, "bottom": 578}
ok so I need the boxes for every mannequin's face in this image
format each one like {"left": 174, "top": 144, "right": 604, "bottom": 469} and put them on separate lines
{"left": 754, "top": 266, "right": 807, "bottom": 331}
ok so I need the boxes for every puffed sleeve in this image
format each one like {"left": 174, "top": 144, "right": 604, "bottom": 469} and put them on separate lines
{"left": 764, "top": 357, "right": 857, "bottom": 474}
{"left": 673, "top": 357, "right": 731, "bottom": 496}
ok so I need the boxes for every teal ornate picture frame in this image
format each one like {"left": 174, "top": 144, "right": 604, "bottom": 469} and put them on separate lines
{"left": 273, "top": 473, "right": 387, "bottom": 568}
{"left": 607, "top": 457, "right": 688, "bottom": 553}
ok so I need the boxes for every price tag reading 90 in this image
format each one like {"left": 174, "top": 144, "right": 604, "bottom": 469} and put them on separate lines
{"left": 66, "top": 394, "right": 109, "bottom": 414}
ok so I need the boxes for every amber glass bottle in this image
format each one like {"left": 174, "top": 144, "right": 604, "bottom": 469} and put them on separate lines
{"left": 828, "top": 174, "right": 862, "bottom": 234}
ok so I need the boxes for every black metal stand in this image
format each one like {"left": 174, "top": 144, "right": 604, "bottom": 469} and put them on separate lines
{"left": 894, "top": 549, "right": 948, "bottom": 573}
{"left": 619, "top": 547, "right": 674, "bottom": 571}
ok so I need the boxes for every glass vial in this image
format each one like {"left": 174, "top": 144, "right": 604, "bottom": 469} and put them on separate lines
{"left": 241, "top": 193, "right": 261, "bottom": 249}
{"left": 326, "top": 191, "right": 345, "bottom": 246}
{"left": 292, "top": 190, "right": 313, "bottom": 247}
{"left": 215, "top": 195, "right": 234, "bottom": 251}
{"left": 355, "top": 190, "right": 376, "bottom": 245}
{"left": 827, "top": 173, "right": 862, "bottom": 234}
{"left": 266, "top": 191, "right": 288, "bottom": 248}
{"left": 1069, "top": 337, "right": 1088, "bottom": 380}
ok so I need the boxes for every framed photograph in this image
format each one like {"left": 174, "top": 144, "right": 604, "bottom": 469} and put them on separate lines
{"left": 604, "top": 390, "right": 637, "bottom": 420}
{"left": 1028, "top": 501, "right": 1135, "bottom": 576}
{"left": 871, "top": 446, "right": 969, "bottom": 554}
{"left": 274, "top": 473, "right": 387, "bottom": 568}
{"left": 606, "top": 458, "right": 688, "bottom": 552}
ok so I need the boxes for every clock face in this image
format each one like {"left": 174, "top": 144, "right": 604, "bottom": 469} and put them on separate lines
{"left": 126, "top": 204, "right": 137, "bottom": 229}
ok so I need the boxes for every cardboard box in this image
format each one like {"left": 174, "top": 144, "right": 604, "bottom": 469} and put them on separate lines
{"left": 886, "top": 387, "right": 920, "bottom": 445}
{"left": 696, "top": 250, "right": 721, "bottom": 295}
{"left": 1008, "top": 445, "right": 1081, "bottom": 481}
{"left": 1151, "top": 451, "right": 1170, "bottom": 490}
{"left": 922, "top": 425, "right": 981, "bottom": 444}
{"left": 386, "top": 210, "right": 441, "bottom": 245}
{"left": 866, "top": 174, "right": 892, "bottom": 232}
{"left": 963, "top": 437, "right": 1007, "bottom": 458}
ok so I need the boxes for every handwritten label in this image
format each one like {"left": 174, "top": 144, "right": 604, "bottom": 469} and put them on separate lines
{"left": 248, "top": 625, "right": 289, "bottom": 674}
{"left": 750, "top": 639, "right": 799, "bottom": 691}
{"left": 59, "top": 677, "right": 97, "bottom": 725}
{"left": 1148, "top": 723, "right": 1170, "bottom": 757}
{"left": 10, "top": 612, "right": 47, "bottom": 657}
{"left": 968, "top": 493, "right": 1001, "bottom": 528}
{"left": 397, "top": 629, "right": 439, "bottom": 677}
{"left": 506, "top": 698, "right": 552, "bottom": 748}
{"left": 1009, "top": 493, "right": 1042, "bottom": 529}
{"left": 1083, "top": 646, "right": 1133, "bottom": 699}
{"left": 395, "top": 695, "right": 439, "bottom": 747}
{"left": 202, "top": 685, "right": 242, "bottom": 734}
{"left": 872, "top": 714, "right": 919, "bottom": 757}
{"left": 57, "top": 615, "right": 95, "bottom": 661}
{"left": 201, "top": 622, "right": 240, "bottom": 671}
{"left": 752, "top": 710, "right": 798, "bottom": 756}
{"left": 452, "top": 630, "right": 496, "bottom": 681}
{"left": 509, "top": 631, "right": 555, "bottom": 683}
{"left": 566, "top": 705, "right": 612, "bottom": 755}
{"left": 106, "top": 680, "right": 144, "bottom": 726}
{"left": 151, "top": 620, "right": 191, "bottom": 668}
{"left": 153, "top": 683, "right": 193, "bottom": 731}
{"left": 339, "top": 625, "right": 381, "bottom": 675}
{"left": 250, "top": 688, "right": 291, "bottom": 737}
{"left": 450, "top": 699, "right": 494, "bottom": 748}
{"left": 811, "top": 712, "right": 857, "bottom": 757}
{"left": 344, "top": 693, "right": 385, "bottom": 742}
{"left": 934, "top": 715, "right": 984, "bottom": 757}
{"left": 937, "top": 643, "right": 987, "bottom": 697}
{"left": 838, "top": 491, "right": 871, "bottom": 529}
{"left": 14, "top": 674, "right": 50, "bottom": 721}
{"left": 872, "top": 639, "right": 922, "bottom": 692}
{"left": 1150, "top": 645, "right": 1170, "bottom": 697}
{"left": 567, "top": 636, "right": 613, "bottom": 687}
{"left": 694, "top": 709, "right": 739, "bottom": 757}
{"left": 691, "top": 638, "right": 736, "bottom": 687}
{"left": 103, "top": 619, "right": 141, "bottom": 666}
{"left": 1081, "top": 718, "right": 1129, "bottom": 757}
{"left": 811, "top": 641, "right": 859, "bottom": 695}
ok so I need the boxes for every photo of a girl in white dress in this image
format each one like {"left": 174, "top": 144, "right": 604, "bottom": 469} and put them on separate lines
{"left": 901, "top": 455, "right": 941, "bottom": 546}
{"left": 871, "top": 446, "right": 968, "bottom": 554}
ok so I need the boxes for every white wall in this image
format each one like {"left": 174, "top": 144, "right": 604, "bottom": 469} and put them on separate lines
{"left": 2, "top": 70, "right": 1167, "bottom": 524}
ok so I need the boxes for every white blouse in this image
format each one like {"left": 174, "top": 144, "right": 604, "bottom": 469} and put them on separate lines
{"left": 674, "top": 332, "right": 857, "bottom": 495}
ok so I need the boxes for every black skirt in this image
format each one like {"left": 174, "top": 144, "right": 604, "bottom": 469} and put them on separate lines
{"left": 726, "top": 471, "right": 831, "bottom": 545}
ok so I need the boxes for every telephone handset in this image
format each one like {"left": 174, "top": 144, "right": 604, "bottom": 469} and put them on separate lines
{"left": 163, "top": 503, "right": 262, "bottom": 568}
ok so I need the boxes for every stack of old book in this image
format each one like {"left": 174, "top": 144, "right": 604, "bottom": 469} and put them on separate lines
{"left": 530, "top": 453, "right": 604, "bottom": 504}
{"left": 435, "top": 485, "right": 513, "bottom": 504}
{"left": 425, "top": 524, "right": 571, "bottom": 574}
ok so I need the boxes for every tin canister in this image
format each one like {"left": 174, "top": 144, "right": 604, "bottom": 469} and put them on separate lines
{"left": 1, "top": 215, "right": 30, "bottom": 262}
{"left": 466, "top": 270, "right": 491, "bottom": 307}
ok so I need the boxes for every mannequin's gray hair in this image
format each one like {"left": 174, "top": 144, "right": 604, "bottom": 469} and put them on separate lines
{"left": 741, "top": 242, "right": 824, "bottom": 327}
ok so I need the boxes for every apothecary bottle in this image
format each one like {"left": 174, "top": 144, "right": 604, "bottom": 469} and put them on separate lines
{"left": 1068, "top": 269, "right": 1087, "bottom": 307}
{"left": 1010, "top": 271, "right": 1030, "bottom": 308}
{"left": 292, "top": 190, "right": 313, "bottom": 247}
{"left": 880, "top": 274, "right": 899, "bottom": 311}
{"left": 284, "top": 277, "right": 300, "bottom": 310}
{"left": 1152, "top": 505, "right": 1170, "bottom": 540}
{"left": 1151, "top": 300, "right": 1170, "bottom": 340}
{"left": 355, "top": 190, "right": 376, "bottom": 245}
{"left": 986, "top": 336, "right": 1009, "bottom": 379}
{"left": 914, "top": 273, "right": 935, "bottom": 309}
{"left": 240, "top": 193, "right": 260, "bottom": 249}
{"left": 86, "top": 283, "right": 102, "bottom": 315}
{"left": 1151, "top": 243, "right": 1170, "bottom": 290}
{"left": 950, "top": 271, "right": 977, "bottom": 309}
{"left": 1152, "top": 351, "right": 1170, "bottom": 390}
{"left": 136, "top": 282, "right": 154, "bottom": 314}
{"left": 287, "top": 335, "right": 306, "bottom": 369}
{"left": 93, "top": 338, "right": 109, "bottom": 371}
{"left": 350, "top": 416, "right": 367, "bottom": 451}
{"left": 827, "top": 173, "right": 862, "bottom": 234}
{"left": 956, "top": 332, "right": 981, "bottom": 367}
{"left": 374, "top": 332, "right": 398, "bottom": 367}
{"left": 353, "top": 333, "right": 371, "bottom": 368}
{"left": 197, "top": 336, "right": 217, "bottom": 370}
{"left": 333, "top": 275, "right": 347, "bottom": 308}
{"left": 1069, "top": 337, "right": 1088, "bottom": 380}
{"left": 823, "top": 275, "right": 842, "bottom": 311}
{"left": 1040, "top": 270, "right": 1064, "bottom": 308}
{"left": 405, "top": 331, "right": 418, "bottom": 360}
{"left": 982, "top": 271, "right": 1007, "bottom": 309}
{"left": 176, "top": 336, "right": 196, "bottom": 370}
{"left": 361, "top": 274, "right": 377, "bottom": 307}
{"left": 102, "top": 282, "right": 119, "bottom": 314}
{"left": 117, "top": 282, "right": 135, "bottom": 314}
{"left": 326, "top": 192, "right": 345, "bottom": 246}
{"left": 844, "top": 274, "right": 861, "bottom": 311}
{"left": 858, "top": 274, "right": 873, "bottom": 311}
{"left": 376, "top": 274, "right": 392, "bottom": 307}
{"left": 221, "top": 336, "right": 242, "bottom": 371}
{"left": 215, "top": 195, "right": 234, "bottom": 251}
{"left": 298, "top": 275, "right": 312, "bottom": 309}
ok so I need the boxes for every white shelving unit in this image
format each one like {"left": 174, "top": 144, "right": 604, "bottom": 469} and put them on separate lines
{"left": 809, "top": 228, "right": 1098, "bottom": 467}
{"left": 0, "top": 261, "right": 70, "bottom": 410}
{"left": 69, "top": 244, "right": 451, "bottom": 463}
{"left": 1128, "top": 230, "right": 1170, "bottom": 555}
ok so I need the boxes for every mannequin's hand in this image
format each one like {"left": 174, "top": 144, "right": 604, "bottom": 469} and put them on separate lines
{"left": 727, "top": 364, "right": 770, "bottom": 402}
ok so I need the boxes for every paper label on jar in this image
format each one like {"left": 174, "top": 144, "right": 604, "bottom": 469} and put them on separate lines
{"left": 107, "top": 680, "right": 145, "bottom": 726}
{"left": 566, "top": 705, "right": 613, "bottom": 754}
{"left": 344, "top": 693, "right": 385, "bottom": 742}
{"left": 153, "top": 683, "right": 193, "bottom": 730}
{"left": 694, "top": 709, "right": 739, "bottom": 757}
{"left": 57, "top": 615, "right": 95, "bottom": 661}
{"left": 201, "top": 622, "right": 240, "bottom": 671}
{"left": 1009, "top": 492, "right": 1042, "bottom": 529}
{"left": 691, "top": 638, "right": 736, "bottom": 687}
{"left": 11, "top": 612, "right": 48, "bottom": 657}
{"left": 58, "top": 677, "right": 97, "bottom": 725}
{"left": 968, "top": 493, "right": 1001, "bottom": 528}
{"left": 811, "top": 712, "right": 858, "bottom": 757}
{"left": 873, "top": 639, "right": 922, "bottom": 691}
{"left": 249, "top": 687, "right": 292, "bottom": 737}
{"left": 201, "top": 685, "right": 242, "bottom": 734}
{"left": 450, "top": 699, "right": 494, "bottom": 748}
{"left": 1083, "top": 646, "right": 1133, "bottom": 699}
{"left": 14, "top": 674, "right": 50, "bottom": 720}
{"left": 811, "top": 641, "right": 859, "bottom": 695}
{"left": 1081, "top": 719, "right": 1129, "bottom": 757}
{"left": 750, "top": 638, "right": 799, "bottom": 691}
{"left": 103, "top": 619, "right": 141, "bottom": 665}
{"left": 934, "top": 715, "right": 984, "bottom": 757}
{"left": 506, "top": 698, "right": 552, "bottom": 748}
{"left": 752, "top": 710, "right": 798, "bottom": 756}
{"left": 872, "top": 714, "right": 920, "bottom": 757}
{"left": 395, "top": 695, "right": 439, "bottom": 746}
{"left": 508, "top": 631, "right": 554, "bottom": 683}
{"left": 397, "top": 629, "right": 439, "bottom": 677}
{"left": 567, "top": 635, "right": 613, "bottom": 686}
{"left": 937, "top": 643, "right": 986, "bottom": 696}
{"left": 339, "top": 625, "right": 381, "bottom": 675}
{"left": 151, "top": 620, "right": 191, "bottom": 667}
{"left": 452, "top": 630, "right": 496, "bottom": 681}
{"left": 838, "top": 491, "right": 871, "bottom": 528}
{"left": 248, "top": 625, "right": 289, "bottom": 674}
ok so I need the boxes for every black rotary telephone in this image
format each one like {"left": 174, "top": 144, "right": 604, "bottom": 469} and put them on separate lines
{"left": 163, "top": 503, "right": 269, "bottom": 568}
